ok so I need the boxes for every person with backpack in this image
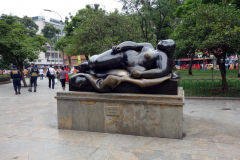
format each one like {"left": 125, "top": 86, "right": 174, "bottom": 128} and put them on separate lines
{"left": 47, "top": 65, "right": 56, "bottom": 89}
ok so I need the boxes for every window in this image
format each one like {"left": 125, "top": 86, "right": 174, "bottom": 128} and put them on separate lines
{"left": 82, "top": 59, "right": 88, "bottom": 62}
{"left": 38, "top": 60, "right": 41, "bottom": 62}
{"left": 45, "top": 52, "right": 50, "bottom": 59}
{"left": 72, "top": 60, "right": 77, "bottom": 63}
{"left": 48, "top": 53, "right": 58, "bottom": 58}
{"left": 47, "top": 60, "right": 50, "bottom": 62}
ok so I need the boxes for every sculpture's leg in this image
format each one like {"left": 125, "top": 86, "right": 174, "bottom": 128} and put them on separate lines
{"left": 88, "top": 50, "right": 123, "bottom": 71}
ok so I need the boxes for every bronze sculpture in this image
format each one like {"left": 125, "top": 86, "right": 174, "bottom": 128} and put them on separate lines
{"left": 70, "top": 39, "right": 180, "bottom": 94}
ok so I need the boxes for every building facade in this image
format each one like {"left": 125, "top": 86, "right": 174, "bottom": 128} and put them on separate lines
{"left": 29, "top": 16, "right": 66, "bottom": 66}
{"left": 63, "top": 55, "right": 87, "bottom": 66}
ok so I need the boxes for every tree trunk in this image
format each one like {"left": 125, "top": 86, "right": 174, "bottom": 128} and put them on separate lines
{"left": 188, "top": 52, "right": 195, "bottom": 75}
{"left": 68, "top": 56, "right": 73, "bottom": 72}
{"left": 62, "top": 50, "right": 65, "bottom": 65}
{"left": 217, "top": 57, "right": 227, "bottom": 91}
{"left": 85, "top": 55, "right": 89, "bottom": 61}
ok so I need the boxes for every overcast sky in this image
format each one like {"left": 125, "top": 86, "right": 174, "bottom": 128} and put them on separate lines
{"left": 0, "top": 0, "right": 123, "bottom": 20}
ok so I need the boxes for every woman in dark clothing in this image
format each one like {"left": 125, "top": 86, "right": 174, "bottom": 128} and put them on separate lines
{"left": 59, "top": 67, "right": 68, "bottom": 91}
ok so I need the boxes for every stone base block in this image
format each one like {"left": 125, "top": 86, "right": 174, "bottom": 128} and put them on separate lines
{"left": 69, "top": 79, "right": 178, "bottom": 95}
{"left": 56, "top": 88, "right": 184, "bottom": 139}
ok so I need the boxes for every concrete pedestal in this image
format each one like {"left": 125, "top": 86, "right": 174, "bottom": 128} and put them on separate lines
{"left": 55, "top": 88, "right": 184, "bottom": 139}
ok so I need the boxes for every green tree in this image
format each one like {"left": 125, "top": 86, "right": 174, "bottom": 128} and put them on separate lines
{"left": 54, "top": 4, "right": 104, "bottom": 69}
{"left": 41, "top": 23, "right": 60, "bottom": 65}
{"left": 62, "top": 9, "right": 143, "bottom": 60}
{"left": 0, "top": 15, "right": 47, "bottom": 86}
{"left": 0, "top": 55, "right": 11, "bottom": 74}
{"left": 20, "top": 16, "right": 39, "bottom": 36}
{"left": 175, "top": 0, "right": 240, "bottom": 17}
{"left": 171, "top": 4, "right": 240, "bottom": 90}
{"left": 54, "top": 37, "right": 74, "bottom": 70}
{"left": 64, "top": 4, "right": 104, "bottom": 37}
{"left": 0, "top": 14, "right": 39, "bottom": 36}
{"left": 119, "top": 0, "right": 181, "bottom": 45}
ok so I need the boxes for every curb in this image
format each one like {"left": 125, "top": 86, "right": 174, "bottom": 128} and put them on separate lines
{"left": 0, "top": 81, "right": 12, "bottom": 85}
{"left": 186, "top": 97, "right": 240, "bottom": 100}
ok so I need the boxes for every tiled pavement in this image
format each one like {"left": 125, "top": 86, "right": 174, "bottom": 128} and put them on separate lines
{"left": 0, "top": 78, "right": 240, "bottom": 160}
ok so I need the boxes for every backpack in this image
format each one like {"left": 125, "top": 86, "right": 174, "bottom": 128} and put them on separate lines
{"left": 46, "top": 68, "right": 51, "bottom": 77}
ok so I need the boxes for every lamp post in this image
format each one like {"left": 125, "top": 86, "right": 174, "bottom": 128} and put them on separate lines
{"left": 44, "top": 9, "right": 64, "bottom": 69}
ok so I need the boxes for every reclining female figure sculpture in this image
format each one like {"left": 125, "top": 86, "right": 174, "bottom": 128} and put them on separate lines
{"left": 70, "top": 39, "right": 179, "bottom": 93}
{"left": 79, "top": 39, "right": 175, "bottom": 78}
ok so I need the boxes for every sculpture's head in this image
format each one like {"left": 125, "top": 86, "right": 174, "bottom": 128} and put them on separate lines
{"left": 157, "top": 39, "right": 176, "bottom": 57}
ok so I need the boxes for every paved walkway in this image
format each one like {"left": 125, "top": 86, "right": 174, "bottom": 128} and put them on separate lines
{"left": 0, "top": 78, "right": 240, "bottom": 160}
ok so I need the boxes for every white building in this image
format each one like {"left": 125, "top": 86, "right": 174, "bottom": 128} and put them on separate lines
{"left": 29, "top": 16, "right": 66, "bottom": 67}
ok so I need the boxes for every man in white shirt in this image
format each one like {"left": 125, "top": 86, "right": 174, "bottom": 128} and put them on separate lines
{"left": 39, "top": 68, "right": 43, "bottom": 80}
{"left": 48, "top": 65, "right": 56, "bottom": 89}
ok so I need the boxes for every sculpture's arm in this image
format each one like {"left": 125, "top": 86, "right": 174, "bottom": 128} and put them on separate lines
{"left": 113, "top": 41, "right": 154, "bottom": 53}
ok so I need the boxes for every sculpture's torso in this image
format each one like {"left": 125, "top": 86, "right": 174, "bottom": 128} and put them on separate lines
{"left": 122, "top": 47, "right": 158, "bottom": 72}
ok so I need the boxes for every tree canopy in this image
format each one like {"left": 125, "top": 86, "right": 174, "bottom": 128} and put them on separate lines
{"left": 55, "top": 5, "right": 144, "bottom": 59}
{"left": 0, "top": 14, "right": 47, "bottom": 86}
{"left": 174, "top": 0, "right": 240, "bottom": 17}
{"left": 119, "top": 0, "right": 181, "bottom": 44}
{"left": 171, "top": 3, "right": 240, "bottom": 89}
{"left": 41, "top": 23, "right": 60, "bottom": 42}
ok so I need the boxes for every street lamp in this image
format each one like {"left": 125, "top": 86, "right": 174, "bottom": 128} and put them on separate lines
{"left": 44, "top": 9, "right": 64, "bottom": 69}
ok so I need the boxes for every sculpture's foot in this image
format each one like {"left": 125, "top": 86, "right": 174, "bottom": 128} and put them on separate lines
{"left": 79, "top": 62, "right": 90, "bottom": 73}
{"left": 70, "top": 73, "right": 90, "bottom": 88}
{"left": 171, "top": 71, "right": 181, "bottom": 79}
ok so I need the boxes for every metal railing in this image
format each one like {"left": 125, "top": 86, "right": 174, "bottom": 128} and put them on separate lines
{"left": 179, "top": 79, "right": 240, "bottom": 97}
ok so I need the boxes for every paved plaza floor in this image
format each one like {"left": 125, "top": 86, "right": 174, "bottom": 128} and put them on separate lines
{"left": 0, "top": 78, "right": 240, "bottom": 160}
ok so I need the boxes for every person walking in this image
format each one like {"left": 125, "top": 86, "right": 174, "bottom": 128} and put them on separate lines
{"left": 28, "top": 63, "right": 39, "bottom": 92}
{"left": 10, "top": 65, "right": 22, "bottom": 95}
{"left": 47, "top": 65, "right": 56, "bottom": 89}
{"left": 59, "top": 67, "right": 68, "bottom": 91}
{"left": 39, "top": 68, "right": 43, "bottom": 80}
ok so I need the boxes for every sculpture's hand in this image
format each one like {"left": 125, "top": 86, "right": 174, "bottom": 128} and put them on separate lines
{"left": 131, "top": 70, "right": 142, "bottom": 79}
{"left": 112, "top": 46, "right": 121, "bottom": 53}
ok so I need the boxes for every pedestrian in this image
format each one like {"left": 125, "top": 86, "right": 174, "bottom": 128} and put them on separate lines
{"left": 234, "top": 61, "right": 237, "bottom": 69}
{"left": 59, "top": 67, "right": 68, "bottom": 91}
{"left": 39, "top": 68, "right": 43, "bottom": 80}
{"left": 47, "top": 65, "right": 56, "bottom": 89}
{"left": 10, "top": 65, "right": 22, "bottom": 95}
{"left": 56, "top": 70, "right": 59, "bottom": 78}
{"left": 28, "top": 63, "right": 39, "bottom": 92}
